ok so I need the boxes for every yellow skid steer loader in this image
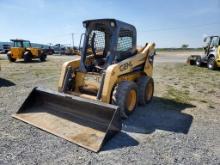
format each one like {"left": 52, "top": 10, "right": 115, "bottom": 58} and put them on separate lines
{"left": 13, "top": 19, "right": 156, "bottom": 152}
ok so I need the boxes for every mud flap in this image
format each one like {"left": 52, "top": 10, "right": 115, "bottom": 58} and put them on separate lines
{"left": 12, "top": 87, "right": 121, "bottom": 152}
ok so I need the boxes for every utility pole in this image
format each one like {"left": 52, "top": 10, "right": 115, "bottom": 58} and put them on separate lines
{"left": 71, "top": 33, "right": 74, "bottom": 48}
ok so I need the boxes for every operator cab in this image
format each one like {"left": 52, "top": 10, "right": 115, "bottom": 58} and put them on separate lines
{"left": 209, "top": 36, "right": 220, "bottom": 48}
{"left": 203, "top": 36, "right": 220, "bottom": 55}
{"left": 11, "top": 39, "right": 31, "bottom": 48}
{"left": 79, "top": 19, "right": 137, "bottom": 73}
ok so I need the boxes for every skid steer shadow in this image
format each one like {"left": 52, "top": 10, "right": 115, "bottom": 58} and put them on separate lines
{"left": 123, "top": 97, "right": 195, "bottom": 134}
{"left": 16, "top": 60, "right": 42, "bottom": 64}
{"left": 102, "top": 132, "right": 139, "bottom": 151}
{"left": 0, "top": 78, "right": 16, "bottom": 87}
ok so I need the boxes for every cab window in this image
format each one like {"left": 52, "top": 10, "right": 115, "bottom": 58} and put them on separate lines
{"left": 23, "top": 41, "right": 31, "bottom": 48}
{"left": 117, "top": 29, "right": 133, "bottom": 52}
{"left": 210, "top": 37, "right": 219, "bottom": 47}
{"left": 14, "top": 41, "right": 22, "bottom": 47}
{"left": 88, "top": 30, "right": 106, "bottom": 55}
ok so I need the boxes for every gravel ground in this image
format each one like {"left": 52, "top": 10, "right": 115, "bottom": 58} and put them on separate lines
{"left": 0, "top": 51, "right": 220, "bottom": 165}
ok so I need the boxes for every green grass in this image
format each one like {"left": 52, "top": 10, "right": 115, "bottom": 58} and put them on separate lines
{"left": 164, "top": 86, "right": 191, "bottom": 104}
{"left": 156, "top": 63, "right": 220, "bottom": 108}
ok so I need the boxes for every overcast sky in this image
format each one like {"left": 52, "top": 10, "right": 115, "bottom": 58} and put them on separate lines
{"left": 0, "top": 0, "right": 220, "bottom": 47}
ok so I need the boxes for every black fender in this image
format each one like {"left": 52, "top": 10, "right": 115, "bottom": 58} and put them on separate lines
{"left": 23, "top": 51, "right": 32, "bottom": 62}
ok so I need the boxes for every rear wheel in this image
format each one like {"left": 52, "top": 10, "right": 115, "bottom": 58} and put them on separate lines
{"left": 111, "top": 81, "right": 138, "bottom": 118}
{"left": 40, "top": 53, "right": 47, "bottom": 62}
{"left": 7, "top": 53, "right": 16, "bottom": 62}
{"left": 137, "top": 76, "right": 154, "bottom": 105}
{"left": 24, "top": 52, "right": 32, "bottom": 62}
{"left": 207, "top": 57, "right": 216, "bottom": 70}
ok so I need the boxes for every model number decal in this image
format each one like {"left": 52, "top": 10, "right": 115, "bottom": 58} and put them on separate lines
{"left": 119, "top": 62, "right": 133, "bottom": 71}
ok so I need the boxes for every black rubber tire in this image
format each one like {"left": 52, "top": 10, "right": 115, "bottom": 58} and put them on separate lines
{"left": 40, "top": 53, "right": 47, "bottom": 62}
{"left": 7, "top": 53, "right": 16, "bottom": 62}
{"left": 207, "top": 57, "right": 216, "bottom": 70}
{"left": 196, "top": 56, "right": 202, "bottom": 67}
{"left": 137, "top": 76, "right": 154, "bottom": 105}
{"left": 189, "top": 60, "right": 194, "bottom": 65}
{"left": 24, "top": 52, "right": 32, "bottom": 62}
{"left": 187, "top": 56, "right": 194, "bottom": 65}
{"left": 111, "top": 81, "right": 138, "bottom": 118}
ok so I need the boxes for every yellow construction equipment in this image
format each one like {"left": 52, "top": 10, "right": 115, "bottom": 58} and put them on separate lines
{"left": 7, "top": 39, "right": 46, "bottom": 62}
{"left": 187, "top": 36, "right": 220, "bottom": 70}
{"left": 217, "top": 45, "right": 220, "bottom": 67}
{"left": 13, "top": 19, "right": 156, "bottom": 152}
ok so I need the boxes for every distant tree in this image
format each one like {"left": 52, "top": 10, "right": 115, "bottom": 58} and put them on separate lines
{"left": 181, "top": 44, "right": 189, "bottom": 49}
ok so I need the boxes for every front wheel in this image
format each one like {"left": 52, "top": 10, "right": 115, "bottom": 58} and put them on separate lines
{"left": 111, "top": 81, "right": 138, "bottom": 118}
{"left": 207, "top": 57, "right": 216, "bottom": 70}
{"left": 7, "top": 54, "right": 16, "bottom": 62}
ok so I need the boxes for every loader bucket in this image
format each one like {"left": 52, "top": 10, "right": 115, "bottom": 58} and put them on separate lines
{"left": 12, "top": 87, "right": 121, "bottom": 152}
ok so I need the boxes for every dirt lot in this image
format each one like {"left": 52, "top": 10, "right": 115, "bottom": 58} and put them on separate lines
{"left": 0, "top": 51, "right": 220, "bottom": 165}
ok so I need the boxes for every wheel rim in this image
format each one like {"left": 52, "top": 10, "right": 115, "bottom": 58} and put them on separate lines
{"left": 127, "top": 89, "right": 137, "bottom": 112}
{"left": 146, "top": 81, "right": 153, "bottom": 101}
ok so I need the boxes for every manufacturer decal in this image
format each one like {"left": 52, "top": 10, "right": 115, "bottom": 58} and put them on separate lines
{"left": 119, "top": 62, "right": 133, "bottom": 71}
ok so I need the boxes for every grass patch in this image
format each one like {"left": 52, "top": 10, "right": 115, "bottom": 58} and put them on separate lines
{"left": 164, "top": 86, "right": 190, "bottom": 104}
